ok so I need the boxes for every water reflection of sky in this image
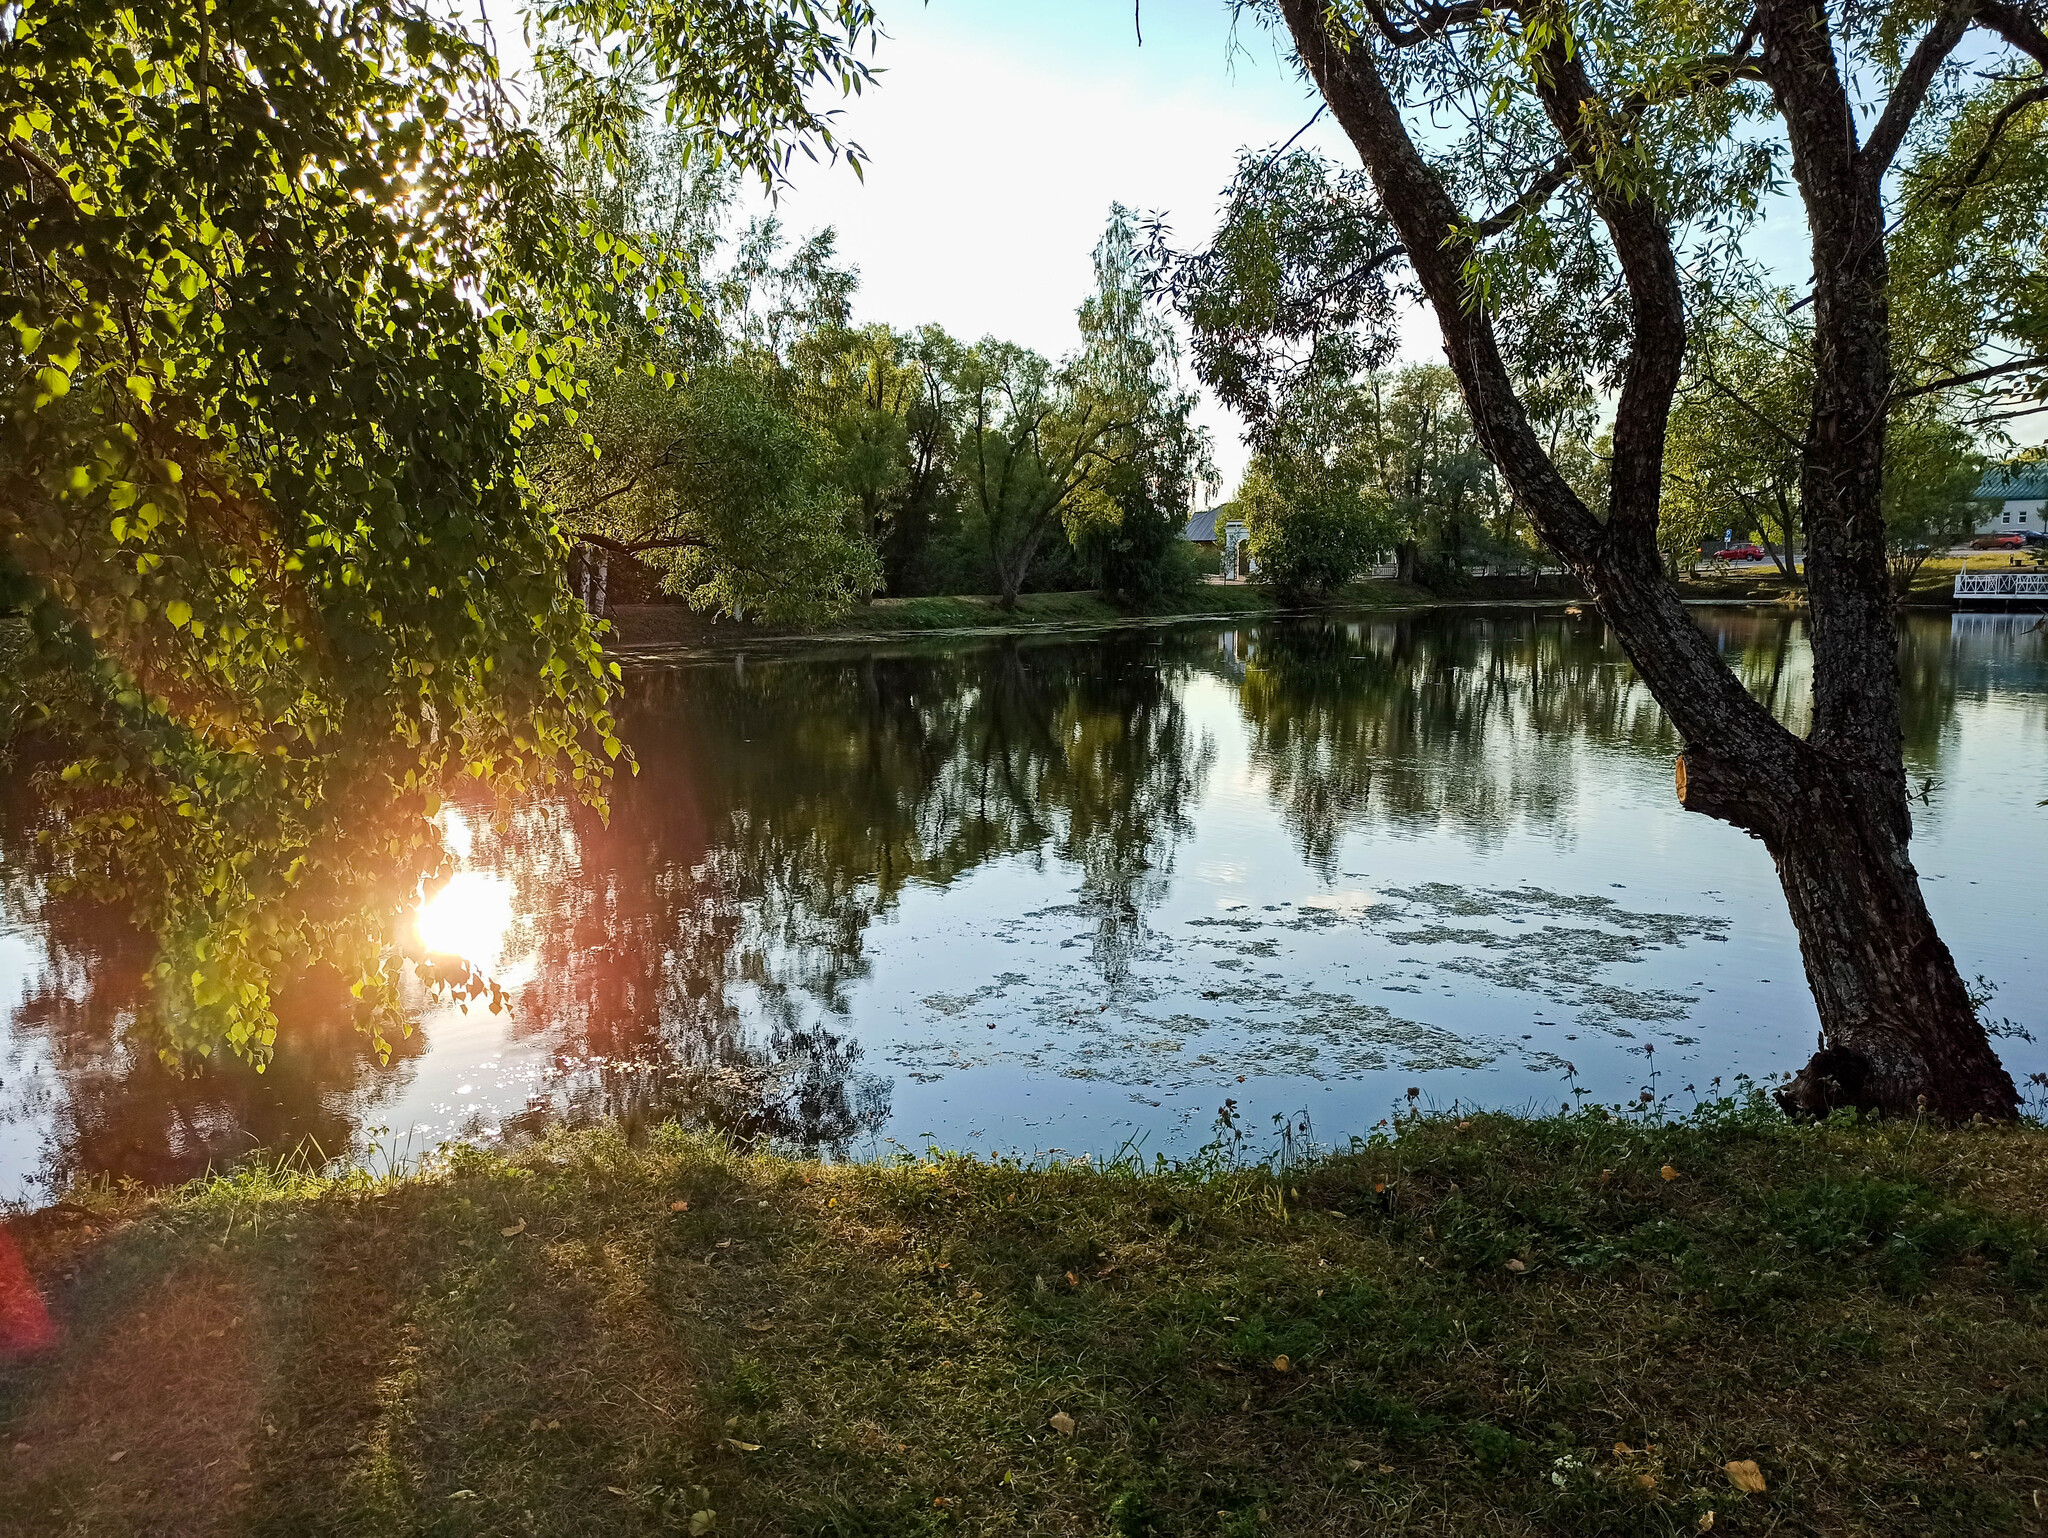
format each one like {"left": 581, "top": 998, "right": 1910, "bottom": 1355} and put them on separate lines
{"left": 2, "top": 608, "right": 2044, "bottom": 1201}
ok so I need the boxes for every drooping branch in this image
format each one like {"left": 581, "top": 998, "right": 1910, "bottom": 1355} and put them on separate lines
{"left": 1930, "top": 79, "right": 2048, "bottom": 207}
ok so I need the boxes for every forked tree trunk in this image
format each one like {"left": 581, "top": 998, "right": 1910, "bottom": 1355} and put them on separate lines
{"left": 1276, "top": 0, "right": 2020, "bottom": 1119}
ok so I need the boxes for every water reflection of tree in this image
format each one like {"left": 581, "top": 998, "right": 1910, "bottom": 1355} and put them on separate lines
{"left": 1227, "top": 613, "right": 1675, "bottom": 869}
{"left": 1228, "top": 608, "right": 2022, "bottom": 874}
{"left": 0, "top": 748, "right": 423, "bottom": 1194}
{"left": 10, "top": 610, "right": 2018, "bottom": 1189}
{"left": 471, "top": 633, "right": 1211, "bottom": 1145}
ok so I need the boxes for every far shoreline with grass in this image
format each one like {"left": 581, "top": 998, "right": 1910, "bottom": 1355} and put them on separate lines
{"left": 7, "top": 1098, "right": 2048, "bottom": 1535}
{"left": 595, "top": 563, "right": 2009, "bottom": 654}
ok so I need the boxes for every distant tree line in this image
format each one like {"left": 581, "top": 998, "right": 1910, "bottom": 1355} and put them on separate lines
{"left": 524, "top": 93, "right": 1216, "bottom": 618}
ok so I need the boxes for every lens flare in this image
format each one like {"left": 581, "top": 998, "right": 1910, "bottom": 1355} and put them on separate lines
{"left": 415, "top": 871, "right": 514, "bottom": 966}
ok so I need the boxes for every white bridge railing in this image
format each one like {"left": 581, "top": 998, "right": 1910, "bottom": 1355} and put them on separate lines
{"left": 1954, "top": 570, "right": 2048, "bottom": 600}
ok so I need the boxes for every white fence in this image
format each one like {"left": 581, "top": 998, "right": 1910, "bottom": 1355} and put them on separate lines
{"left": 1955, "top": 570, "right": 2048, "bottom": 600}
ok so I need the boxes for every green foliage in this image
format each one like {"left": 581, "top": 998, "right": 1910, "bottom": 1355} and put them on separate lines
{"left": 1664, "top": 299, "right": 1809, "bottom": 578}
{"left": 1141, "top": 148, "right": 1400, "bottom": 439}
{"left": 952, "top": 339, "right": 1131, "bottom": 608}
{"left": 0, "top": 0, "right": 883, "bottom": 1061}
{"left": 527, "top": 349, "right": 880, "bottom": 623}
{"left": 1239, "top": 447, "right": 1389, "bottom": 600}
{"left": 1891, "top": 77, "right": 2048, "bottom": 422}
{"left": 1667, "top": 297, "right": 1985, "bottom": 587}
{"left": 1884, "top": 412, "right": 1985, "bottom": 590}
{"left": 1071, "top": 208, "right": 1215, "bottom": 607}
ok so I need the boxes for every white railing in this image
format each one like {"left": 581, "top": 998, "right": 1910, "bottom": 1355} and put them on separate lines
{"left": 1954, "top": 570, "right": 2048, "bottom": 599}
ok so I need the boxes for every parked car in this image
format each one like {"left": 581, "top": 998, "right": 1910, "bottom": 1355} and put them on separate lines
{"left": 2023, "top": 531, "right": 2048, "bottom": 548}
{"left": 1972, "top": 533, "right": 2027, "bottom": 549}
{"left": 1710, "top": 543, "right": 1765, "bottom": 562}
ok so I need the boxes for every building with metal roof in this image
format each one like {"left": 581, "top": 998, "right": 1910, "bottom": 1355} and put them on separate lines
{"left": 1975, "top": 464, "right": 2048, "bottom": 536}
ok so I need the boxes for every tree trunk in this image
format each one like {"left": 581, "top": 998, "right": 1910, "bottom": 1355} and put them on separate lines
{"left": 1681, "top": 747, "right": 2016, "bottom": 1118}
{"left": 1275, "top": 0, "right": 2019, "bottom": 1118}
{"left": 1394, "top": 539, "right": 1419, "bottom": 586}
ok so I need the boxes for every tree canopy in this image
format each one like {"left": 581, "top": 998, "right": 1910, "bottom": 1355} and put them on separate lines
{"left": 1178, "top": 0, "right": 2048, "bottom": 1115}
{"left": 0, "top": 0, "right": 880, "bottom": 1062}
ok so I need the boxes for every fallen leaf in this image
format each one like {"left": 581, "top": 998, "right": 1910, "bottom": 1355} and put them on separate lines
{"left": 107, "top": 1450, "right": 127, "bottom": 1464}
{"left": 1661, "top": 1165, "right": 1681, "bottom": 1182}
{"left": 745, "top": 1320, "right": 774, "bottom": 1332}
{"left": 1637, "top": 1472, "right": 1658, "bottom": 1489}
{"left": 546, "top": 1420, "right": 560, "bottom": 1431}
{"left": 1378, "top": 1464, "right": 1395, "bottom": 1474}
{"left": 1065, "top": 1271, "right": 1079, "bottom": 1286}
{"left": 1458, "top": 1120, "right": 1471, "bottom": 1129}
{"left": 1049, "top": 1411, "right": 1076, "bottom": 1437}
{"left": 450, "top": 1490, "right": 478, "bottom": 1499}
{"left": 716, "top": 1239, "right": 733, "bottom": 1249}
{"left": 1724, "top": 1459, "right": 1766, "bottom": 1494}
{"left": 1272, "top": 1355, "right": 1291, "bottom": 1372}
{"left": 1599, "top": 1168, "right": 1612, "bottom": 1184}
{"left": 726, "top": 1439, "right": 761, "bottom": 1453}
{"left": 607, "top": 1486, "right": 630, "bottom": 1495}
{"left": 500, "top": 1217, "right": 526, "bottom": 1237}
{"left": 1506, "top": 1258, "right": 1526, "bottom": 1273}
{"left": 1697, "top": 1513, "right": 1716, "bottom": 1533}
{"left": 670, "top": 1201, "right": 688, "bottom": 1212}
{"left": 1344, "top": 1458, "right": 1367, "bottom": 1472}
{"left": 690, "top": 1511, "right": 717, "bottom": 1536}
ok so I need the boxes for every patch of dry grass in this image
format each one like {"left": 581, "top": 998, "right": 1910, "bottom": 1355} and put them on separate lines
{"left": 7, "top": 1103, "right": 2048, "bottom": 1535}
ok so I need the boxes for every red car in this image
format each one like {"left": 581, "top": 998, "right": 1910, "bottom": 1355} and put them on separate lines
{"left": 1972, "top": 533, "right": 2026, "bottom": 550}
{"left": 1711, "top": 543, "right": 1766, "bottom": 561}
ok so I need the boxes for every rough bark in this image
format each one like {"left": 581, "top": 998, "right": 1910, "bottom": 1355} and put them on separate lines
{"left": 1275, "top": 0, "right": 2019, "bottom": 1118}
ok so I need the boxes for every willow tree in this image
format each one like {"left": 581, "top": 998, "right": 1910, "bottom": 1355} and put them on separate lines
{"left": 0, "top": 0, "right": 878, "bottom": 1062}
{"left": 1235, "top": 0, "right": 2048, "bottom": 1116}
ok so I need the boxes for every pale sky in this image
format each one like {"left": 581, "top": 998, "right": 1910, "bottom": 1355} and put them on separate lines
{"left": 481, "top": 3, "right": 2041, "bottom": 497}
{"left": 485, "top": 0, "right": 1446, "bottom": 494}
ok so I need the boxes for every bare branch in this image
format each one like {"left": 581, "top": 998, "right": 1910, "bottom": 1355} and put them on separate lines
{"left": 1977, "top": 1, "right": 2048, "bottom": 68}
{"left": 567, "top": 528, "right": 709, "bottom": 555}
{"left": 1894, "top": 353, "right": 2048, "bottom": 400}
{"left": 1470, "top": 154, "right": 1573, "bottom": 240}
{"left": 1357, "top": 0, "right": 1490, "bottom": 48}
{"left": 1861, "top": 5, "right": 1975, "bottom": 177}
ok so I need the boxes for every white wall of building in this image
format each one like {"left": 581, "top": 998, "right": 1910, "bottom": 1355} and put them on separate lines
{"left": 1980, "top": 499, "right": 2045, "bottom": 534}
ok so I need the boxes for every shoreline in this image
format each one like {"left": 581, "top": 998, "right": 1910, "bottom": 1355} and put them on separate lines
{"left": 597, "top": 578, "right": 1987, "bottom": 661}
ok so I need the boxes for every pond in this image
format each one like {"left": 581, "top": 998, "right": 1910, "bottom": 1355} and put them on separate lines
{"left": 3, "top": 606, "right": 2045, "bottom": 1202}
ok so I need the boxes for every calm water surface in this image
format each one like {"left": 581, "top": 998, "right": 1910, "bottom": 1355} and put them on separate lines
{"left": 3, "top": 607, "right": 2045, "bottom": 1201}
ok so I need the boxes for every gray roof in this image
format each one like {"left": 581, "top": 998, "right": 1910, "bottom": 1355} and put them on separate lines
{"left": 1976, "top": 465, "right": 2048, "bottom": 501}
{"left": 1183, "top": 507, "right": 1222, "bottom": 542}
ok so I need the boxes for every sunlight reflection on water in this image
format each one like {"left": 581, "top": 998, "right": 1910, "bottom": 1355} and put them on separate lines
{"left": 3, "top": 607, "right": 2044, "bottom": 1200}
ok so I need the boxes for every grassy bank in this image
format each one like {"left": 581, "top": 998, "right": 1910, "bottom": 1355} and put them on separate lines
{"left": 8, "top": 1105, "right": 2048, "bottom": 1536}
{"left": 603, "top": 581, "right": 1446, "bottom": 650}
